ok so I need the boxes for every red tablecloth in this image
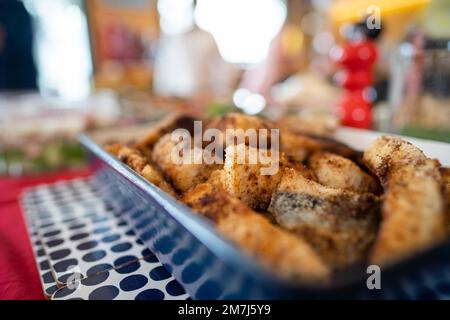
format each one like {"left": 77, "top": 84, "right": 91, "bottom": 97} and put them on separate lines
{"left": 0, "top": 169, "right": 91, "bottom": 300}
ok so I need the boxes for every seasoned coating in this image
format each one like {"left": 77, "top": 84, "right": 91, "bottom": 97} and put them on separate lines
{"left": 363, "top": 136, "right": 446, "bottom": 266}
{"left": 105, "top": 144, "right": 177, "bottom": 196}
{"left": 280, "top": 133, "right": 315, "bottom": 163}
{"left": 205, "top": 112, "right": 273, "bottom": 149}
{"left": 116, "top": 146, "right": 148, "bottom": 173}
{"left": 135, "top": 113, "right": 197, "bottom": 160}
{"left": 268, "top": 168, "right": 380, "bottom": 268}
{"left": 141, "top": 164, "right": 177, "bottom": 197}
{"left": 181, "top": 183, "right": 330, "bottom": 281}
{"left": 152, "top": 134, "right": 221, "bottom": 193}
{"left": 209, "top": 144, "right": 285, "bottom": 210}
{"left": 308, "top": 152, "right": 381, "bottom": 194}
{"left": 441, "top": 168, "right": 450, "bottom": 233}
{"left": 280, "top": 132, "right": 361, "bottom": 164}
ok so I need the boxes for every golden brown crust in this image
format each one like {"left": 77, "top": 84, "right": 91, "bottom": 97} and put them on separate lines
{"left": 152, "top": 134, "right": 221, "bottom": 193}
{"left": 363, "top": 136, "right": 446, "bottom": 266}
{"left": 106, "top": 144, "right": 177, "bottom": 197}
{"left": 441, "top": 167, "right": 450, "bottom": 233}
{"left": 135, "top": 113, "right": 197, "bottom": 159}
{"left": 181, "top": 183, "right": 330, "bottom": 281}
{"left": 308, "top": 152, "right": 381, "bottom": 194}
{"left": 268, "top": 168, "right": 380, "bottom": 268}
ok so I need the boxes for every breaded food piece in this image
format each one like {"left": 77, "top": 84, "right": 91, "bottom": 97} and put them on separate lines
{"left": 308, "top": 152, "right": 381, "bottom": 194}
{"left": 141, "top": 164, "right": 177, "bottom": 197}
{"left": 135, "top": 113, "right": 197, "bottom": 159}
{"left": 104, "top": 143, "right": 123, "bottom": 156}
{"left": 441, "top": 167, "right": 450, "bottom": 232}
{"left": 268, "top": 168, "right": 380, "bottom": 268}
{"left": 209, "top": 144, "right": 285, "bottom": 210}
{"left": 116, "top": 146, "right": 148, "bottom": 173}
{"left": 280, "top": 132, "right": 361, "bottom": 164}
{"left": 152, "top": 134, "right": 221, "bottom": 193}
{"left": 363, "top": 136, "right": 446, "bottom": 266}
{"left": 181, "top": 183, "right": 330, "bottom": 281}
{"left": 205, "top": 112, "right": 273, "bottom": 149}
{"left": 280, "top": 133, "right": 314, "bottom": 163}
{"left": 208, "top": 143, "right": 316, "bottom": 210}
{"left": 105, "top": 144, "right": 177, "bottom": 196}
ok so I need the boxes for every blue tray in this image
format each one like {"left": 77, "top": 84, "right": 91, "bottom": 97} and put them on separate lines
{"left": 80, "top": 133, "right": 450, "bottom": 300}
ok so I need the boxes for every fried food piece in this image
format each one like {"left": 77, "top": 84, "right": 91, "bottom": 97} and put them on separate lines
{"left": 268, "top": 168, "right": 380, "bottom": 268}
{"left": 105, "top": 144, "right": 177, "bottom": 196}
{"left": 308, "top": 152, "right": 381, "bottom": 194}
{"left": 104, "top": 143, "right": 123, "bottom": 156}
{"left": 280, "top": 132, "right": 361, "bottom": 164}
{"left": 181, "top": 183, "right": 330, "bottom": 281}
{"left": 441, "top": 167, "right": 450, "bottom": 232}
{"left": 135, "top": 113, "right": 197, "bottom": 160}
{"left": 209, "top": 143, "right": 290, "bottom": 210}
{"left": 152, "top": 134, "right": 221, "bottom": 193}
{"left": 141, "top": 164, "right": 177, "bottom": 197}
{"left": 363, "top": 136, "right": 446, "bottom": 266}
{"left": 205, "top": 112, "right": 273, "bottom": 149}
{"left": 116, "top": 146, "right": 148, "bottom": 172}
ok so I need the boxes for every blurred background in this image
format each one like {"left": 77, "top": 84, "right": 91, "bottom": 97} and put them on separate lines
{"left": 0, "top": 0, "right": 449, "bottom": 176}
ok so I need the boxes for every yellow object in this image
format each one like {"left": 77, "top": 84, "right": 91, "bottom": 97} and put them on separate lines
{"left": 329, "top": 0, "right": 430, "bottom": 42}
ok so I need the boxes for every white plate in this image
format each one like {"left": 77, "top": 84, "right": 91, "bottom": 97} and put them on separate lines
{"left": 334, "top": 127, "right": 450, "bottom": 167}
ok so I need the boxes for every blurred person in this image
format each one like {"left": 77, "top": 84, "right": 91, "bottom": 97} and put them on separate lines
{"left": 0, "top": 0, "right": 37, "bottom": 90}
{"left": 153, "top": 0, "right": 235, "bottom": 102}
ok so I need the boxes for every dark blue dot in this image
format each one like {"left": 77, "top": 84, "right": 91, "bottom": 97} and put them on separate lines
{"left": 135, "top": 289, "right": 164, "bottom": 300}
{"left": 86, "top": 263, "right": 113, "bottom": 276}
{"left": 53, "top": 286, "right": 77, "bottom": 299}
{"left": 54, "top": 258, "right": 78, "bottom": 272}
{"left": 39, "top": 260, "right": 50, "bottom": 271}
{"left": 93, "top": 226, "right": 111, "bottom": 234}
{"left": 81, "top": 272, "right": 109, "bottom": 286}
{"left": 69, "top": 223, "right": 85, "bottom": 230}
{"left": 42, "top": 271, "right": 54, "bottom": 284}
{"left": 149, "top": 266, "right": 171, "bottom": 281}
{"left": 181, "top": 263, "right": 203, "bottom": 284}
{"left": 142, "top": 251, "right": 158, "bottom": 263}
{"left": 114, "top": 255, "right": 138, "bottom": 268}
{"left": 58, "top": 272, "right": 83, "bottom": 285}
{"left": 116, "top": 260, "right": 140, "bottom": 274}
{"left": 195, "top": 280, "right": 222, "bottom": 300}
{"left": 91, "top": 216, "right": 108, "bottom": 224}
{"left": 45, "top": 284, "right": 59, "bottom": 296}
{"left": 77, "top": 240, "right": 99, "bottom": 251}
{"left": 154, "top": 235, "right": 175, "bottom": 254}
{"left": 119, "top": 275, "right": 148, "bottom": 292}
{"left": 88, "top": 285, "right": 119, "bottom": 300}
{"left": 117, "top": 220, "right": 127, "bottom": 227}
{"left": 46, "top": 239, "right": 65, "bottom": 248}
{"left": 50, "top": 249, "right": 71, "bottom": 261}
{"left": 136, "top": 238, "right": 144, "bottom": 245}
{"left": 43, "top": 230, "right": 61, "bottom": 237}
{"left": 102, "top": 234, "right": 121, "bottom": 243}
{"left": 111, "top": 242, "right": 132, "bottom": 253}
{"left": 40, "top": 222, "right": 54, "bottom": 228}
{"left": 70, "top": 233, "right": 89, "bottom": 241}
{"left": 172, "top": 249, "right": 190, "bottom": 266}
{"left": 82, "top": 250, "right": 106, "bottom": 262}
{"left": 62, "top": 217, "right": 78, "bottom": 224}
{"left": 165, "top": 280, "right": 186, "bottom": 296}
{"left": 125, "top": 229, "right": 136, "bottom": 236}
{"left": 37, "top": 248, "right": 46, "bottom": 257}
